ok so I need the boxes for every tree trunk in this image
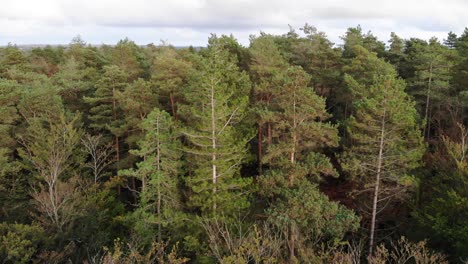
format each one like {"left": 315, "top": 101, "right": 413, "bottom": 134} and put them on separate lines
{"left": 112, "top": 88, "right": 121, "bottom": 195}
{"left": 289, "top": 225, "right": 296, "bottom": 264}
{"left": 423, "top": 62, "right": 433, "bottom": 139}
{"left": 258, "top": 123, "right": 263, "bottom": 178}
{"left": 142, "top": 156, "right": 146, "bottom": 193}
{"left": 170, "top": 93, "right": 177, "bottom": 120}
{"left": 368, "top": 100, "right": 387, "bottom": 258}
{"left": 211, "top": 79, "right": 217, "bottom": 212}
{"left": 115, "top": 135, "right": 121, "bottom": 195}
{"left": 156, "top": 114, "right": 162, "bottom": 242}
{"left": 289, "top": 88, "right": 297, "bottom": 263}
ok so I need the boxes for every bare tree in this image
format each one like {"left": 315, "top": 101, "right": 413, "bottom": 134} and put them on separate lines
{"left": 19, "top": 114, "right": 82, "bottom": 232}
{"left": 81, "top": 134, "right": 114, "bottom": 184}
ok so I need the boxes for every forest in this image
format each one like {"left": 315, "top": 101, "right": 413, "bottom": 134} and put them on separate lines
{"left": 0, "top": 25, "right": 467, "bottom": 263}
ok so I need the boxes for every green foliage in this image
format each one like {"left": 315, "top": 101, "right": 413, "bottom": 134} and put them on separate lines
{"left": 18, "top": 113, "right": 83, "bottom": 232}
{"left": 0, "top": 223, "right": 46, "bottom": 264}
{"left": 85, "top": 65, "right": 128, "bottom": 135}
{"left": 341, "top": 26, "right": 386, "bottom": 58}
{"left": 0, "top": 28, "right": 465, "bottom": 262}
{"left": 341, "top": 46, "right": 424, "bottom": 182}
{"left": 181, "top": 36, "right": 253, "bottom": 216}
{"left": 415, "top": 124, "right": 468, "bottom": 259}
{"left": 150, "top": 45, "right": 193, "bottom": 118}
{"left": 268, "top": 181, "right": 359, "bottom": 247}
{"left": 120, "top": 108, "right": 185, "bottom": 244}
{"left": 340, "top": 46, "right": 425, "bottom": 256}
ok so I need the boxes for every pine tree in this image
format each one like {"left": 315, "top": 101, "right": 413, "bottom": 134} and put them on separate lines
{"left": 181, "top": 36, "right": 253, "bottom": 216}
{"left": 416, "top": 123, "right": 468, "bottom": 259}
{"left": 258, "top": 66, "right": 354, "bottom": 262}
{"left": 116, "top": 78, "right": 158, "bottom": 145}
{"left": 340, "top": 46, "right": 424, "bottom": 257}
{"left": 291, "top": 24, "right": 342, "bottom": 98}
{"left": 85, "top": 65, "right": 128, "bottom": 163}
{"left": 0, "top": 79, "right": 26, "bottom": 221}
{"left": 109, "top": 38, "right": 147, "bottom": 81}
{"left": 120, "top": 109, "right": 183, "bottom": 243}
{"left": 249, "top": 35, "right": 289, "bottom": 176}
{"left": 405, "top": 38, "right": 455, "bottom": 139}
{"left": 341, "top": 26, "right": 386, "bottom": 58}
{"left": 150, "top": 45, "right": 193, "bottom": 119}
{"left": 84, "top": 65, "right": 129, "bottom": 194}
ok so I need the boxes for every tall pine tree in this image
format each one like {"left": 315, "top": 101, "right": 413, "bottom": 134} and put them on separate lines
{"left": 181, "top": 36, "right": 253, "bottom": 216}
{"left": 340, "top": 46, "right": 424, "bottom": 257}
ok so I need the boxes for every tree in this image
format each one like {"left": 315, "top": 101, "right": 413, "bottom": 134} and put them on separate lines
{"left": 108, "top": 38, "right": 147, "bottom": 81}
{"left": 120, "top": 109, "right": 183, "bottom": 243}
{"left": 150, "top": 45, "right": 193, "bottom": 119}
{"left": 116, "top": 78, "right": 158, "bottom": 150}
{"left": 291, "top": 24, "right": 343, "bottom": 98}
{"left": 52, "top": 56, "right": 92, "bottom": 114}
{"left": 0, "top": 45, "right": 28, "bottom": 75}
{"left": 405, "top": 38, "right": 454, "bottom": 139}
{"left": 258, "top": 66, "right": 356, "bottom": 262}
{"left": 81, "top": 134, "right": 114, "bottom": 184}
{"left": 0, "top": 79, "right": 26, "bottom": 221}
{"left": 341, "top": 26, "right": 386, "bottom": 59}
{"left": 340, "top": 46, "right": 424, "bottom": 257}
{"left": 415, "top": 123, "right": 468, "bottom": 259}
{"left": 181, "top": 36, "right": 253, "bottom": 216}
{"left": 444, "top": 31, "right": 458, "bottom": 49}
{"left": 249, "top": 35, "right": 289, "bottom": 176}
{"left": 0, "top": 223, "right": 46, "bottom": 264}
{"left": 84, "top": 65, "right": 128, "bottom": 174}
{"left": 386, "top": 32, "right": 406, "bottom": 74}
{"left": 18, "top": 113, "right": 82, "bottom": 232}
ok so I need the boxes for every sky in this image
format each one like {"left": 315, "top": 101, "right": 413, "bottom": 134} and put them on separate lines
{"left": 0, "top": 0, "right": 467, "bottom": 47}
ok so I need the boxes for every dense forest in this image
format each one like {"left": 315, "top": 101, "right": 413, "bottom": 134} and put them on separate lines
{"left": 0, "top": 25, "right": 467, "bottom": 263}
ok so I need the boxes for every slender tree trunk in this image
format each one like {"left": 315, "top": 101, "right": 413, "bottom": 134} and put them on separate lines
{"left": 423, "top": 62, "right": 433, "bottom": 139}
{"left": 368, "top": 101, "right": 387, "bottom": 258}
{"left": 131, "top": 177, "right": 137, "bottom": 204}
{"left": 267, "top": 99, "right": 272, "bottom": 146}
{"left": 289, "top": 88, "right": 297, "bottom": 264}
{"left": 142, "top": 156, "right": 146, "bottom": 193}
{"left": 170, "top": 93, "right": 177, "bottom": 120}
{"left": 49, "top": 176, "right": 60, "bottom": 232}
{"left": 112, "top": 88, "right": 121, "bottom": 195}
{"left": 289, "top": 225, "right": 295, "bottom": 264}
{"left": 156, "top": 114, "right": 162, "bottom": 242}
{"left": 267, "top": 123, "right": 272, "bottom": 146}
{"left": 258, "top": 123, "right": 263, "bottom": 178}
{"left": 211, "top": 79, "right": 217, "bottom": 212}
{"left": 115, "top": 135, "right": 121, "bottom": 195}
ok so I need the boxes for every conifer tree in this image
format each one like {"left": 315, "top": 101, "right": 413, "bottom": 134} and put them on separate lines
{"left": 151, "top": 45, "right": 193, "bottom": 119}
{"left": 249, "top": 35, "right": 289, "bottom": 176}
{"left": 291, "top": 24, "right": 342, "bottom": 98}
{"left": 340, "top": 46, "right": 424, "bottom": 257}
{"left": 116, "top": 78, "right": 158, "bottom": 145}
{"left": 84, "top": 65, "right": 129, "bottom": 194}
{"left": 120, "top": 109, "right": 183, "bottom": 243}
{"left": 259, "top": 66, "right": 356, "bottom": 262}
{"left": 181, "top": 36, "right": 252, "bottom": 216}
{"left": 109, "top": 38, "right": 147, "bottom": 81}
{"left": 85, "top": 65, "right": 128, "bottom": 164}
{"left": 409, "top": 38, "right": 454, "bottom": 139}
{"left": 0, "top": 79, "right": 25, "bottom": 221}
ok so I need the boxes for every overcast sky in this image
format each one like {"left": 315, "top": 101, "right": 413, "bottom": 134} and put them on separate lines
{"left": 1, "top": 0, "right": 467, "bottom": 47}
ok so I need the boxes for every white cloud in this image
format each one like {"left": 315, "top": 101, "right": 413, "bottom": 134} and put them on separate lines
{"left": 0, "top": 0, "right": 466, "bottom": 46}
